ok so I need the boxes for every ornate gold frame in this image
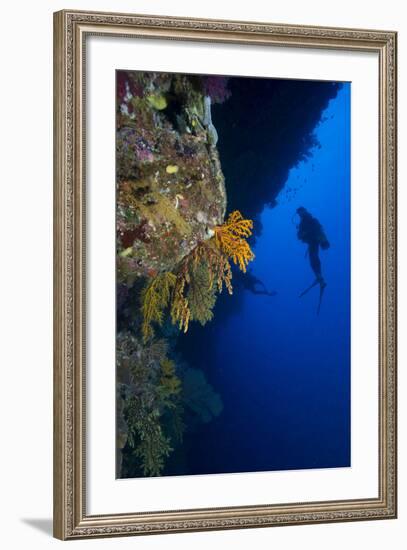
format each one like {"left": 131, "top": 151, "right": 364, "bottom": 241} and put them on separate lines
{"left": 53, "top": 9, "right": 397, "bottom": 540}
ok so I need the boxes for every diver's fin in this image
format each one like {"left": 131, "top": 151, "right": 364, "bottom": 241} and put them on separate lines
{"left": 317, "top": 281, "right": 327, "bottom": 315}
{"left": 299, "top": 279, "right": 319, "bottom": 298}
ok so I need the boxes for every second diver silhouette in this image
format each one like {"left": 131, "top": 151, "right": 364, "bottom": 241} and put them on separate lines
{"left": 233, "top": 269, "right": 277, "bottom": 297}
{"left": 295, "top": 206, "right": 330, "bottom": 314}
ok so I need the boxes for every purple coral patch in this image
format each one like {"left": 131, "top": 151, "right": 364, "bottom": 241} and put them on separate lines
{"left": 202, "top": 76, "right": 231, "bottom": 104}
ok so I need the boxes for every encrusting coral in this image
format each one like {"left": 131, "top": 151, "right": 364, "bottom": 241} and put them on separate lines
{"left": 116, "top": 71, "right": 229, "bottom": 283}
{"left": 140, "top": 210, "right": 254, "bottom": 339}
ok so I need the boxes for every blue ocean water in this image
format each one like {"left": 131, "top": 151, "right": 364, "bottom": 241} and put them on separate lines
{"left": 179, "top": 84, "right": 351, "bottom": 475}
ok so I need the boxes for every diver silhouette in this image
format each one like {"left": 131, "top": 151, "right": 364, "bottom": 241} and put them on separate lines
{"left": 295, "top": 206, "right": 330, "bottom": 314}
{"left": 233, "top": 269, "right": 276, "bottom": 297}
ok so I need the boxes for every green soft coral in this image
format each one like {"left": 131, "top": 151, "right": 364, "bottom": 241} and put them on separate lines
{"left": 186, "top": 261, "right": 217, "bottom": 326}
{"left": 125, "top": 397, "right": 173, "bottom": 477}
{"left": 118, "top": 332, "right": 182, "bottom": 477}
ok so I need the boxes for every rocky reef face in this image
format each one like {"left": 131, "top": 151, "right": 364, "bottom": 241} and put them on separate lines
{"left": 116, "top": 71, "right": 227, "bottom": 285}
{"left": 116, "top": 71, "right": 236, "bottom": 478}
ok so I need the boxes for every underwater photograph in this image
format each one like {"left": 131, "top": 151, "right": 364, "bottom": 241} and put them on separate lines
{"left": 116, "top": 70, "right": 351, "bottom": 479}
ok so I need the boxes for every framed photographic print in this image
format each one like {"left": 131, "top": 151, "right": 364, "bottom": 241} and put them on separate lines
{"left": 53, "top": 9, "right": 397, "bottom": 540}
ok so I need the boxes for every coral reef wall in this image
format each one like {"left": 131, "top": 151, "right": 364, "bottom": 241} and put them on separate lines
{"left": 116, "top": 71, "right": 232, "bottom": 478}
{"left": 117, "top": 71, "right": 227, "bottom": 284}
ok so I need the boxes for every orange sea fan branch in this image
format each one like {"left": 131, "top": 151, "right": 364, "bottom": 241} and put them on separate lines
{"left": 140, "top": 211, "right": 253, "bottom": 338}
{"left": 214, "top": 210, "right": 255, "bottom": 273}
{"left": 170, "top": 277, "right": 191, "bottom": 333}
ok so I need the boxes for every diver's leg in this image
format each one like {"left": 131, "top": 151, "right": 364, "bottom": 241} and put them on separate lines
{"left": 299, "top": 278, "right": 320, "bottom": 297}
{"left": 317, "top": 283, "right": 326, "bottom": 315}
{"left": 309, "top": 243, "right": 322, "bottom": 280}
{"left": 308, "top": 243, "right": 327, "bottom": 313}
{"left": 257, "top": 281, "right": 275, "bottom": 296}
{"left": 252, "top": 285, "right": 276, "bottom": 297}
{"left": 256, "top": 281, "right": 268, "bottom": 292}
{"left": 300, "top": 244, "right": 325, "bottom": 298}
{"left": 310, "top": 243, "right": 327, "bottom": 290}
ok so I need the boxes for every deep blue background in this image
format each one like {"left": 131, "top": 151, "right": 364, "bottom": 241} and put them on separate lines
{"left": 176, "top": 83, "right": 351, "bottom": 475}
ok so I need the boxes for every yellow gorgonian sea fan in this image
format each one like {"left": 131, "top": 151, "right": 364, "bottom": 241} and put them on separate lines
{"left": 170, "top": 276, "right": 191, "bottom": 334}
{"left": 141, "top": 272, "right": 177, "bottom": 342}
{"left": 189, "top": 241, "right": 233, "bottom": 295}
{"left": 169, "top": 241, "right": 233, "bottom": 334}
{"left": 214, "top": 210, "right": 255, "bottom": 272}
{"left": 140, "top": 212, "right": 254, "bottom": 339}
